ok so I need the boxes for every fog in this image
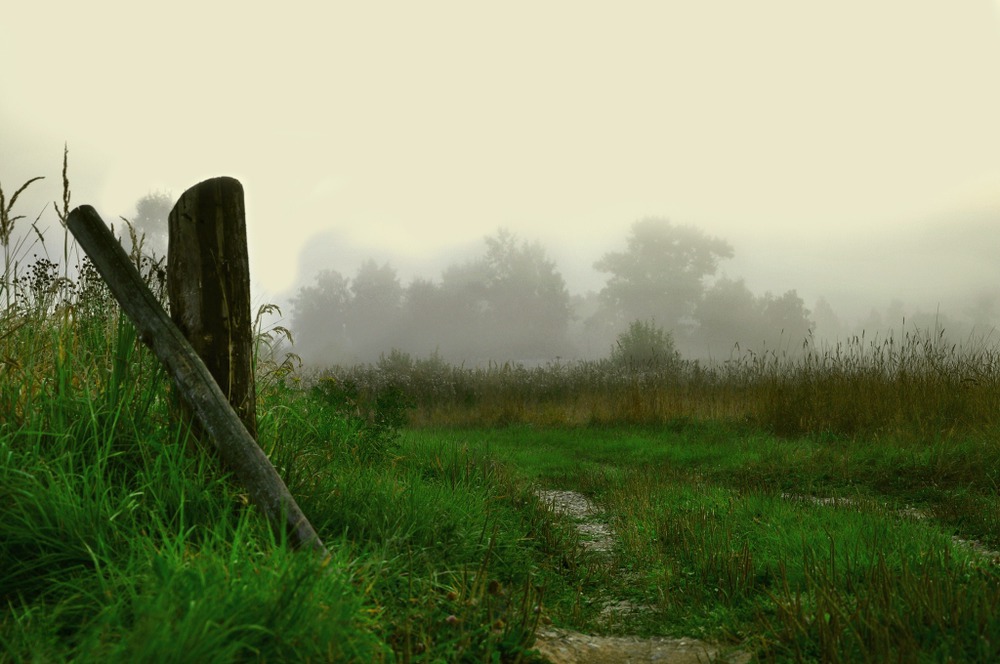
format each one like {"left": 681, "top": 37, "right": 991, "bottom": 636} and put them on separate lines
{"left": 3, "top": 2, "right": 1000, "bottom": 366}
{"left": 279, "top": 206, "right": 1000, "bottom": 366}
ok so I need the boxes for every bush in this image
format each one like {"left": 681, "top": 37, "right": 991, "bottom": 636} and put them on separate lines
{"left": 610, "top": 319, "right": 682, "bottom": 372}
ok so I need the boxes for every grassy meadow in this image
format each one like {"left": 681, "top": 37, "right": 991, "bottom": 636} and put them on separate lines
{"left": 411, "top": 424, "right": 1000, "bottom": 662}
{"left": 3, "top": 172, "right": 1000, "bottom": 662}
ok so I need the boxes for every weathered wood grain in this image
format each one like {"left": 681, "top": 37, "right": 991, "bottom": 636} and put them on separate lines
{"left": 168, "top": 176, "right": 258, "bottom": 441}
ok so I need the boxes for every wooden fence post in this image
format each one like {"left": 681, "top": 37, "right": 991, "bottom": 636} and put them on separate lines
{"left": 66, "top": 204, "right": 327, "bottom": 555}
{"left": 167, "top": 177, "right": 257, "bottom": 441}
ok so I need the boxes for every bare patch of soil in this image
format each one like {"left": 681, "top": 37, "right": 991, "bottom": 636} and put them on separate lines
{"left": 532, "top": 488, "right": 750, "bottom": 664}
{"left": 535, "top": 489, "right": 614, "bottom": 554}
{"left": 532, "top": 628, "right": 751, "bottom": 664}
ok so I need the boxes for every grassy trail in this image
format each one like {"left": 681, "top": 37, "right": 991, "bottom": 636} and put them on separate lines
{"left": 405, "top": 424, "right": 1000, "bottom": 662}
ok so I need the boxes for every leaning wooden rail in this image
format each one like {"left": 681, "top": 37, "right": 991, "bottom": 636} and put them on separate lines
{"left": 66, "top": 205, "right": 327, "bottom": 556}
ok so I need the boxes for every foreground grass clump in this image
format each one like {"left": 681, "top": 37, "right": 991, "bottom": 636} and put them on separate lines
{"left": 0, "top": 301, "right": 569, "bottom": 661}
{"left": 0, "top": 313, "right": 383, "bottom": 661}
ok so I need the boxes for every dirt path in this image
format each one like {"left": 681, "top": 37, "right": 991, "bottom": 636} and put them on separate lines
{"left": 781, "top": 492, "right": 1000, "bottom": 563}
{"left": 530, "top": 487, "right": 1000, "bottom": 663}
{"left": 532, "top": 628, "right": 748, "bottom": 664}
{"left": 530, "top": 489, "right": 750, "bottom": 664}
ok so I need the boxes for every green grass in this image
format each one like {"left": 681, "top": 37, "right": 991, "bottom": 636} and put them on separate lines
{"left": 6, "top": 295, "right": 1000, "bottom": 661}
{"left": 0, "top": 306, "right": 567, "bottom": 661}
{"left": 406, "top": 424, "right": 1000, "bottom": 662}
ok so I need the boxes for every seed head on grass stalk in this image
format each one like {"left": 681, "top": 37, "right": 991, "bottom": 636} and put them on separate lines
{"left": 0, "top": 175, "right": 46, "bottom": 309}
{"left": 0, "top": 176, "right": 44, "bottom": 248}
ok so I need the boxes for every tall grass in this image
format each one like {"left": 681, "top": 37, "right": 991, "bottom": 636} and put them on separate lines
{"left": 0, "top": 166, "right": 559, "bottom": 662}
{"left": 314, "top": 326, "right": 1000, "bottom": 439}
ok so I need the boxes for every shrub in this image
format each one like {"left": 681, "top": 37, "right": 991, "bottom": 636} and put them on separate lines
{"left": 610, "top": 319, "right": 682, "bottom": 372}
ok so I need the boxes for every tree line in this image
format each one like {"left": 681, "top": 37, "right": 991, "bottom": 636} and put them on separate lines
{"left": 119, "top": 193, "right": 999, "bottom": 368}
{"left": 289, "top": 219, "right": 814, "bottom": 366}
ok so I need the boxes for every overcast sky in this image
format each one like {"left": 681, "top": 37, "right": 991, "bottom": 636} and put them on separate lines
{"left": 4, "top": 1, "right": 1000, "bottom": 324}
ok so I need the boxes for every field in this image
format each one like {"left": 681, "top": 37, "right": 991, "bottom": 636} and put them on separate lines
{"left": 3, "top": 176, "right": 1000, "bottom": 662}
{"left": 5, "top": 290, "right": 1000, "bottom": 662}
{"left": 411, "top": 424, "right": 1000, "bottom": 661}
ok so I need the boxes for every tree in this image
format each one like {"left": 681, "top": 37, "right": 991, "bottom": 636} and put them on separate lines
{"left": 347, "top": 259, "right": 403, "bottom": 358}
{"left": 691, "top": 277, "right": 761, "bottom": 357}
{"left": 761, "top": 289, "right": 812, "bottom": 351}
{"left": 436, "top": 259, "right": 493, "bottom": 360}
{"left": 692, "top": 277, "right": 813, "bottom": 357}
{"left": 290, "top": 269, "right": 352, "bottom": 364}
{"left": 812, "top": 297, "right": 845, "bottom": 342}
{"left": 594, "top": 218, "right": 733, "bottom": 336}
{"left": 400, "top": 277, "right": 458, "bottom": 358}
{"left": 439, "top": 228, "right": 571, "bottom": 360}
{"left": 609, "top": 319, "right": 682, "bottom": 372}
{"left": 481, "top": 229, "right": 571, "bottom": 358}
{"left": 126, "top": 192, "right": 173, "bottom": 258}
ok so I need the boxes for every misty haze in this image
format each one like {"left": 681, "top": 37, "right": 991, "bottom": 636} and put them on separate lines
{"left": 104, "top": 191, "right": 1000, "bottom": 371}
{"left": 279, "top": 214, "right": 999, "bottom": 370}
{"left": 6, "top": 3, "right": 1000, "bottom": 376}
{"left": 16, "top": 183, "right": 1000, "bottom": 374}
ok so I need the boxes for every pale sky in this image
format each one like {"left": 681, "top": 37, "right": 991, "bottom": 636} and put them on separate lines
{"left": 4, "top": 1, "right": 1000, "bottom": 323}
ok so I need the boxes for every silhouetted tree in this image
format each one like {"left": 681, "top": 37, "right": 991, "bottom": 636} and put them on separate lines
{"left": 481, "top": 229, "right": 570, "bottom": 358}
{"left": 438, "top": 229, "right": 571, "bottom": 360}
{"left": 126, "top": 191, "right": 172, "bottom": 257}
{"left": 348, "top": 259, "right": 403, "bottom": 358}
{"left": 593, "top": 218, "right": 733, "bottom": 338}
{"left": 401, "top": 277, "right": 455, "bottom": 358}
{"left": 761, "top": 289, "right": 812, "bottom": 351}
{"left": 692, "top": 277, "right": 760, "bottom": 357}
{"left": 812, "top": 297, "right": 845, "bottom": 342}
{"left": 692, "top": 277, "right": 812, "bottom": 357}
{"left": 438, "top": 259, "right": 493, "bottom": 359}
{"left": 290, "top": 269, "right": 351, "bottom": 364}
{"left": 609, "top": 319, "right": 682, "bottom": 373}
